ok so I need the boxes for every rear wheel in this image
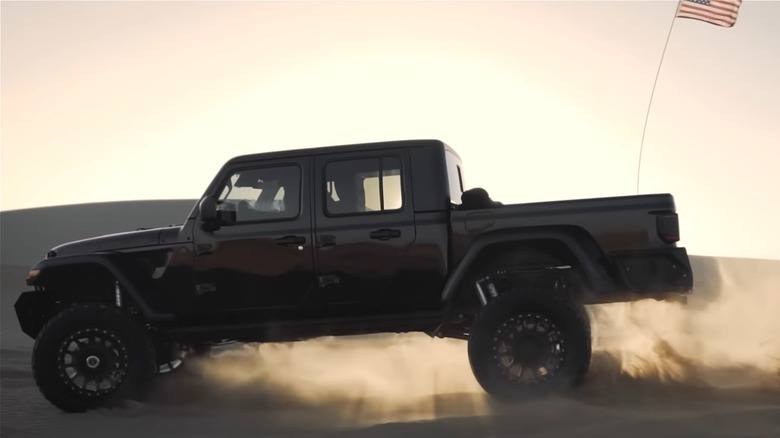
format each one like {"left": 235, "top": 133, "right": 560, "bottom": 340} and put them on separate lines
{"left": 468, "top": 288, "right": 591, "bottom": 399}
{"left": 32, "top": 303, "right": 156, "bottom": 412}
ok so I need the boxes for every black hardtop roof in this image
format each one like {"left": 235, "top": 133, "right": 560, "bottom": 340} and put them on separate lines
{"left": 227, "top": 139, "right": 453, "bottom": 164}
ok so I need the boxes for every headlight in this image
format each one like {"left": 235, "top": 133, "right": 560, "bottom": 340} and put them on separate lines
{"left": 26, "top": 269, "right": 40, "bottom": 282}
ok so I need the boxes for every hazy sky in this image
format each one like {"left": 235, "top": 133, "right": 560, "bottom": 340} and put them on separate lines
{"left": 2, "top": 1, "right": 778, "bottom": 260}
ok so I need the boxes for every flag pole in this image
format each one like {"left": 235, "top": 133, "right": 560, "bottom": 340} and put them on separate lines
{"left": 635, "top": 0, "right": 682, "bottom": 195}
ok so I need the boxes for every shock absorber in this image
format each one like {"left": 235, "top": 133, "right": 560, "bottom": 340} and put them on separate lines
{"left": 475, "top": 276, "right": 499, "bottom": 306}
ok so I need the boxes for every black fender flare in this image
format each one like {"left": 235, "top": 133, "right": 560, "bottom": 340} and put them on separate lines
{"left": 440, "top": 227, "right": 616, "bottom": 304}
{"left": 30, "top": 254, "right": 174, "bottom": 321}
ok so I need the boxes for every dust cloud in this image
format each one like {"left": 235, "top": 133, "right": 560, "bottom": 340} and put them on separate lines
{"left": 590, "top": 256, "right": 780, "bottom": 391}
{"left": 156, "top": 334, "right": 489, "bottom": 426}
{"left": 163, "top": 256, "right": 778, "bottom": 424}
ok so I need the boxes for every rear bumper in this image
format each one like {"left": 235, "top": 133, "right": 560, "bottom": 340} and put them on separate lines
{"left": 610, "top": 247, "right": 693, "bottom": 294}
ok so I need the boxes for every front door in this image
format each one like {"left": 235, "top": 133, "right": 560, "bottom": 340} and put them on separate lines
{"left": 313, "top": 149, "right": 417, "bottom": 315}
{"left": 190, "top": 157, "right": 316, "bottom": 317}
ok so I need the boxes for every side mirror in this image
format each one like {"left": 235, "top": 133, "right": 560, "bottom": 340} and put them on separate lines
{"left": 199, "top": 196, "right": 218, "bottom": 221}
{"left": 199, "top": 196, "right": 220, "bottom": 231}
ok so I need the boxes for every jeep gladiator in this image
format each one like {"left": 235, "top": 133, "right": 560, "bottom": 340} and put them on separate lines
{"left": 15, "top": 139, "right": 692, "bottom": 411}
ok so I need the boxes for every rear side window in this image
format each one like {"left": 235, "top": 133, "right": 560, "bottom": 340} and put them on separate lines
{"left": 325, "top": 157, "right": 403, "bottom": 215}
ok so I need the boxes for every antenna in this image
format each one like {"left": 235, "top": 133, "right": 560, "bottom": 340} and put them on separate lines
{"left": 636, "top": 1, "right": 682, "bottom": 195}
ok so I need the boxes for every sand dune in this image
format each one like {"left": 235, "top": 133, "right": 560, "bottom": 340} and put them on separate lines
{"left": 0, "top": 200, "right": 195, "bottom": 266}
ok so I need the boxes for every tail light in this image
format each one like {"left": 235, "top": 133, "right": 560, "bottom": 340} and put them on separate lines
{"left": 655, "top": 212, "right": 680, "bottom": 243}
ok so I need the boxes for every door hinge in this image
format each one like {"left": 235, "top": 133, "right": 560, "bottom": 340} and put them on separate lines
{"left": 317, "top": 235, "right": 336, "bottom": 248}
{"left": 196, "top": 244, "right": 214, "bottom": 255}
{"left": 195, "top": 283, "right": 216, "bottom": 296}
{"left": 319, "top": 275, "right": 340, "bottom": 288}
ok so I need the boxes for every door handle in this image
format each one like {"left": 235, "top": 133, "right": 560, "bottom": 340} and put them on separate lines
{"left": 275, "top": 235, "right": 306, "bottom": 247}
{"left": 369, "top": 229, "right": 401, "bottom": 241}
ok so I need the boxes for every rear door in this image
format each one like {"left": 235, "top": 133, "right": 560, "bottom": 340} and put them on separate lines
{"left": 313, "top": 149, "right": 417, "bottom": 314}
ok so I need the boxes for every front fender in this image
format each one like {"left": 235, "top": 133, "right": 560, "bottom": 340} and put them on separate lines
{"left": 30, "top": 254, "right": 174, "bottom": 321}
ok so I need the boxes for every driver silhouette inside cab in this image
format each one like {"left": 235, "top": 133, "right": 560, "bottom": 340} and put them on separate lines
{"left": 233, "top": 169, "right": 298, "bottom": 221}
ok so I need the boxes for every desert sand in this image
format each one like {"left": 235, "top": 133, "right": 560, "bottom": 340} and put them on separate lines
{"left": 1, "top": 203, "right": 778, "bottom": 437}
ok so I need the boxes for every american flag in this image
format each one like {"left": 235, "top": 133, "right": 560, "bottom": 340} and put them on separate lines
{"left": 676, "top": 0, "right": 743, "bottom": 27}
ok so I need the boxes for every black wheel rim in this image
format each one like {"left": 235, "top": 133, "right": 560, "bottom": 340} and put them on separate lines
{"left": 492, "top": 313, "right": 565, "bottom": 384}
{"left": 57, "top": 328, "right": 129, "bottom": 397}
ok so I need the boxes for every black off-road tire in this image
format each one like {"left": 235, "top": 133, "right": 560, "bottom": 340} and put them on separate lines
{"left": 154, "top": 342, "right": 207, "bottom": 376}
{"left": 468, "top": 288, "right": 591, "bottom": 400}
{"left": 32, "top": 303, "right": 156, "bottom": 412}
{"left": 188, "top": 342, "right": 212, "bottom": 358}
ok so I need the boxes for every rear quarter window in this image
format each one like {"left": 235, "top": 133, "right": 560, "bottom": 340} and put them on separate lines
{"left": 445, "top": 150, "right": 464, "bottom": 205}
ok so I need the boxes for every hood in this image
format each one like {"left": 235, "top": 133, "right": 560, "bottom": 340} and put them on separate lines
{"left": 49, "top": 228, "right": 165, "bottom": 258}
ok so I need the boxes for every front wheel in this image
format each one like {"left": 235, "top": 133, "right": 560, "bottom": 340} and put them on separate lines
{"left": 467, "top": 288, "right": 591, "bottom": 399}
{"left": 32, "top": 303, "right": 156, "bottom": 412}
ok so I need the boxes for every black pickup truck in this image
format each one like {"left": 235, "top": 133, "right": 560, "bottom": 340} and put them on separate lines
{"left": 15, "top": 139, "right": 692, "bottom": 411}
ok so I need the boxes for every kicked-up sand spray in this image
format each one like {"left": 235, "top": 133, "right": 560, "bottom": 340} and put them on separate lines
{"left": 171, "top": 256, "right": 778, "bottom": 424}
{"left": 590, "top": 256, "right": 780, "bottom": 390}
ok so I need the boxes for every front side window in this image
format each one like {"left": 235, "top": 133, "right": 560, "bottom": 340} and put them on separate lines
{"left": 325, "top": 157, "right": 403, "bottom": 215}
{"left": 218, "top": 165, "right": 300, "bottom": 222}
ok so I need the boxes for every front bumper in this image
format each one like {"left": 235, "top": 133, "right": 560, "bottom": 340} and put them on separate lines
{"left": 14, "top": 291, "right": 55, "bottom": 339}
